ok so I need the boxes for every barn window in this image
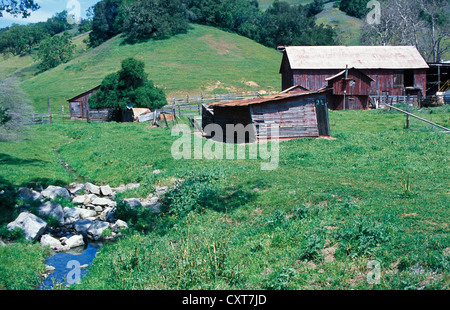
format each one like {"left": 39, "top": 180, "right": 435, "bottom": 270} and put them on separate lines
{"left": 393, "top": 70, "right": 404, "bottom": 88}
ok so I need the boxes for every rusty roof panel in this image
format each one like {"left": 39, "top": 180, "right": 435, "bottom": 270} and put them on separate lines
{"left": 209, "top": 89, "right": 330, "bottom": 107}
{"left": 285, "top": 46, "right": 429, "bottom": 70}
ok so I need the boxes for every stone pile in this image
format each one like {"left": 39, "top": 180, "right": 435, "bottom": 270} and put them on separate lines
{"left": 5, "top": 182, "right": 167, "bottom": 252}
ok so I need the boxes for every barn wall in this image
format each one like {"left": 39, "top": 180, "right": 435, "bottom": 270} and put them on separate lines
{"left": 288, "top": 69, "right": 427, "bottom": 97}
{"left": 331, "top": 71, "right": 373, "bottom": 96}
{"left": 250, "top": 94, "right": 327, "bottom": 139}
{"left": 69, "top": 89, "right": 99, "bottom": 119}
{"left": 327, "top": 95, "right": 369, "bottom": 110}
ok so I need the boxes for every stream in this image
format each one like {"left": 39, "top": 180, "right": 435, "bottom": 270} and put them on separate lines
{"left": 38, "top": 241, "right": 103, "bottom": 290}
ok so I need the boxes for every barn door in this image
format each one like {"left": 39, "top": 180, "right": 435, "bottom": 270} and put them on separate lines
{"left": 315, "top": 99, "right": 330, "bottom": 136}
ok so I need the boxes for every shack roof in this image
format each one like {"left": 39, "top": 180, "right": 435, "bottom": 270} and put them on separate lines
{"left": 209, "top": 88, "right": 330, "bottom": 108}
{"left": 282, "top": 46, "right": 429, "bottom": 70}
{"left": 67, "top": 85, "right": 100, "bottom": 102}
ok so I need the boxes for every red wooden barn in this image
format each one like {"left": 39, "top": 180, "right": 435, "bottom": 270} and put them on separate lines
{"left": 279, "top": 46, "right": 429, "bottom": 110}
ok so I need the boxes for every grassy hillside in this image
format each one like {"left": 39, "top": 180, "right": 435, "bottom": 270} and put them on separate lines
{"left": 316, "top": 5, "right": 365, "bottom": 46}
{"left": 7, "top": 24, "right": 282, "bottom": 113}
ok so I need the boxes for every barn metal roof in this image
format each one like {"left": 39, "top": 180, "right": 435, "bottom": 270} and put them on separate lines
{"left": 209, "top": 88, "right": 330, "bottom": 107}
{"left": 283, "top": 46, "right": 429, "bottom": 70}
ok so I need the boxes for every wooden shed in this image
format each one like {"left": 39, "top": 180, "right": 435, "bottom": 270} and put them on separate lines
{"left": 203, "top": 89, "right": 331, "bottom": 142}
{"left": 279, "top": 46, "right": 429, "bottom": 103}
{"left": 67, "top": 86, "right": 100, "bottom": 119}
{"left": 325, "top": 67, "right": 375, "bottom": 110}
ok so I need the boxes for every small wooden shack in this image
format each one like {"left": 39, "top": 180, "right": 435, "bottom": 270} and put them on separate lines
{"left": 67, "top": 86, "right": 100, "bottom": 119}
{"left": 202, "top": 89, "right": 331, "bottom": 142}
{"left": 325, "top": 67, "right": 375, "bottom": 110}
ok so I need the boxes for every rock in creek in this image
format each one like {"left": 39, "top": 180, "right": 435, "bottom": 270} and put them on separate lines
{"left": 38, "top": 201, "right": 64, "bottom": 225}
{"left": 41, "top": 186, "right": 70, "bottom": 200}
{"left": 7, "top": 212, "right": 47, "bottom": 241}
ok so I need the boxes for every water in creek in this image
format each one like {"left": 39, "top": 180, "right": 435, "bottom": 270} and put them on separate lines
{"left": 38, "top": 242, "right": 103, "bottom": 290}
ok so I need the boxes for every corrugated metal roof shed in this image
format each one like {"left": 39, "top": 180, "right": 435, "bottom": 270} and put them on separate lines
{"left": 283, "top": 46, "right": 429, "bottom": 70}
{"left": 209, "top": 89, "right": 331, "bottom": 107}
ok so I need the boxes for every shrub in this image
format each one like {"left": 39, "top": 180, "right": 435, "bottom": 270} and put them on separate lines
{"left": 299, "top": 233, "right": 324, "bottom": 261}
{"left": 263, "top": 267, "right": 298, "bottom": 290}
{"left": 114, "top": 194, "right": 158, "bottom": 233}
{"left": 336, "top": 217, "right": 390, "bottom": 258}
{"left": 161, "top": 171, "right": 222, "bottom": 218}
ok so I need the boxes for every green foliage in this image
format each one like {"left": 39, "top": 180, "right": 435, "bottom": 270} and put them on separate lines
{"left": 263, "top": 267, "right": 298, "bottom": 290}
{"left": 88, "top": 0, "right": 123, "bottom": 47}
{"left": 0, "top": 11, "right": 71, "bottom": 56}
{"left": 122, "top": 0, "right": 188, "bottom": 42}
{"left": 36, "top": 32, "right": 75, "bottom": 71}
{"left": 161, "top": 170, "right": 223, "bottom": 219}
{"left": 339, "top": 0, "right": 370, "bottom": 19}
{"left": 0, "top": 107, "right": 12, "bottom": 125}
{"left": 0, "top": 0, "right": 40, "bottom": 18}
{"left": 336, "top": 217, "right": 390, "bottom": 258}
{"left": 114, "top": 194, "right": 159, "bottom": 233}
{"left": 89, "top": 57, "right": 167, "bottom": 110}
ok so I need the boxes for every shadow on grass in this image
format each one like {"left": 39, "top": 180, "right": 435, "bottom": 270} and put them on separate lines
{"left": 0, "top": 153, "right": 44, "bottom": 166}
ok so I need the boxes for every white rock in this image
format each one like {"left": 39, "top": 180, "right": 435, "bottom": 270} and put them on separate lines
{"left": 17, "top": 188, "right": 42, "bottom": 201}
{"left": 73, "top": 219, "right": 94, "bottom": 233}
{"left": 99, "top": 207, "right": 116, "bottom": 223}
{"left": 100, "top": 185, "right": 113, "bottom": 196}
{"left": 140, "top": 197, "right": 161, "bottom": 213}
{"left": 40, "top": 234, "right": 63, "bottom": 250}
{"left": 84, "top": 182, "right": 100, "bottom": 195}
{"left": 65, "top": 234, "right": 85, "bottom": 249}
{"left": 41, "top": 185, "right": 70, "bottom": 200}
{"left": 7, "top": 212, "right": 48, "bottom": 241}
{"left": 37, "top": 201, "right": 64, "bottom": 224}
{"left": 111, "top": 219, "right": 128, "bottom": 233}
{"left": 91, "top": 197, "right": 116, "bottom": 207}
{"left": 87, "top": 221, "right": 110, "bottom": 240}
{"left": 74, "top": 207, "right": 97, "bottom": 219}
{"left": 72, "top": 195, "right": 88, "bottom": 204}
{"left": 63, "top": 207, "right": 80, "bottom": 225}
{"left": 68, "top": 183, "right": 84, "bottom": 195}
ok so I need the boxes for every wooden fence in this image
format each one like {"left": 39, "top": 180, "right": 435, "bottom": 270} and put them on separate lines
{"left": 160, "top": 91, "right": 275, "bottom": 117}
{"left": 369, "top": 95, "right": 420, "bottom": 107}
{"left": 18, "top": 113, "right": 52, "bottom": 125}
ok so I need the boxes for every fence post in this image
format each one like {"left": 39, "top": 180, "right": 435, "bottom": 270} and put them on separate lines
{"left": 172, "top": 98, "right": 176, "bottom": 118}
{"left": 406, "top": 95, "right": 410, "bottom": 129}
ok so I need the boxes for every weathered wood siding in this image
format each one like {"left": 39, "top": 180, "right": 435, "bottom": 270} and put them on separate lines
{"left": 68, "top": 88, "right": 99, "bottom": 119}
{"left": 250, "top": 94, "right": 328, "bottom": 140}
{"left": 331, "top": 71, "right": 373, "bottom": 96}
{"left": 327, "top": 94, "right": 369, "bottom": 110}
{"left": 283, "top": 69, "right": 427, "bottom": 98}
